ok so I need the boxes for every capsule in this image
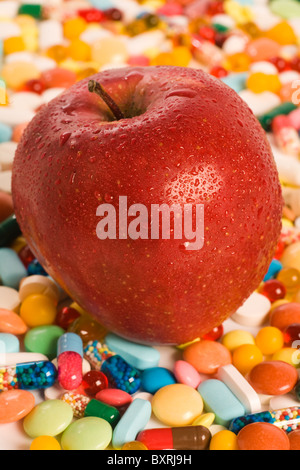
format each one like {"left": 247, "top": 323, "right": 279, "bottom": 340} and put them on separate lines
{"left": 230, "top": 406, "right": 300, "bottom": 434}
{"left": 84, "top": 341, "right": 141, "bottom": 395}
{"left": 61, "top": 391, "right": 120, "bottom": 427}
{"left": 57, "top": 333, "right": 83, "bottom": 390}
{"left": 136, "top": 426, "right": 212, "bottom": 450}
{"left": 0, "top": 360, "right": 57, "bottom": 391}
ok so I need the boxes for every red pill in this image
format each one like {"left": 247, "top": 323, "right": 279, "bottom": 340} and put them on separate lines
{"left": 55, "top": 306, "right": 81, "bottom": 330}
{"left": 23, "top": 79, "right": 46, "bottom": 94}
{"left": 78, "top": 8, "right": 106, "bottom": 23}
{"left": 248, "top": 361, "right": 298, "bottom": 395}
{"left": 95, "top": 388, "right": 132, "bottom": 407}
{"left": 198, "top": 26, "right": 216, "bottom": 43}
{"left": 260, "top": 279, "right": 286, "bottom": 302}
{"left": 237, "top": 422, "right": 290, "bottom": 450}
{"left": 201, "top": 324, "right": 224, "bottom": 341}
{"left": 82, "top": 370, "right": 108, "bottom": 397}
{"left": 270, "top": 303, "right": 300, "bottom": 330}
{"left": 209, "top": 65, "right": 228, "bottom": 78}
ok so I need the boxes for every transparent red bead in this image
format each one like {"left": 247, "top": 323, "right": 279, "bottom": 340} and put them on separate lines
{"left": 23, "top": 79, "right": 46, "bottom": 94}
{"left": 209, "top": 65, "right": 228, "bottom": 78}
{"left": 260, "top": 280, "right": 286, "bottom": 302}
{"left": 269, "top": 57, "right": 291, "bottom": 72}
{"left": 18, "top": 245, "right": 35, "bottom": 268}
{"left": 283, "top": 323, "right": 300, "bottom": 347}
{"left": 202, "top": 324, "right": 224, "bottom": 341}
{"left": 291, "top": 57, "right": 300, "bottom": 73}
{"left": 55, "top": 306, "right": 81, "bottom": 330}
{"left": 82, "top": 370, "right": 108, "bottom": 397}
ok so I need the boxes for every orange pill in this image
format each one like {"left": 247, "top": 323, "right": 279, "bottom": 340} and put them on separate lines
{"left": 270, "top": 303, "right": 300, "bottom": 331}
{"left": 183, "top": 340, "right": 232, "bottom": 375}
{"left": 237, "top": 422, "right": 290, "bottom": 450}
{"left": 248, "top": 361, "right": 298, "bottom": 395}
{"left": 288, "top": 430, "right": 300, "bottom": 450}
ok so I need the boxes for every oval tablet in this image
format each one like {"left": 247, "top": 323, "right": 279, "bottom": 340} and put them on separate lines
{"left": 0, "top": 390, "right": 35, "bottom": 423}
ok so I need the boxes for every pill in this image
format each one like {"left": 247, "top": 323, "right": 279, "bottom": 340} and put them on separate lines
{"left": 0, "top": 333, "right": 19, "bottom": 353}
{"left": 20, "top": 294, "right": 58, "bottom": 328}
{"left": 95, "top": 388, "right": 132, "bottom": 408}
{"left": 231, "top": 292, "right": 271, "bottom": 327}
{"left": 61, "top": 416, "right": 112, "bottom": 450}
{"left": 221, "top": 330, "right": 255, "bottom": 352}
{"left": 0, "top": 389, "right": 35, "bottom": 424}
{"left": 152, "top": 384, "right": 203, "bottom": 427}
{"left": 232, "top": 344, "right": 264, "bottom": 375}
{"left": 2, "top": 352, "right": 48, "bottom": 366}
{"left": 0, "top": 142, "right": 18, "bottom": 171}
{"left": 30, "top": 436, "right": 61, "bottom": 451}
{"left": 183, "top": 340, "right": 232, "bottom": 375}
{"left": 19, "top": 275, "right": 59, "bottom": 303}
{"left": 209, "top": 430, "right": 239, "bottom": 451}
{"left": 57, "top": 333, "right": 83, "bottom": 391}
{"left": 0, "top": 106, "right": 35, "bottom": 127}
{"left": 0, "top": 248, "right": 27, "bottom": 289}
{"left": 288, "top": 430, "right": 300, "bottom": 450}
{"left": 24, "top": 325, "right": 65, "bottom": 360}
{"left": 230, "top": 406, "right": 300, "bottom": 434}
{"left": 248, "top": 361, "right": 298, "bottom": 395}
{"left": 0, "top": 123, "right": 12, "bottom": 143}
{"left": 112, "top": 398, "right": 152, "bottom": 449}
{"left": 270, "top": 302, "right": 300, "bottom": 330}
{"left": 192, "top": 413, "right": 215, "bottom": 428}
{"left": 62, "top": 391, "right": 120, "bottom": 426}
{"left": 84, "top": 340, "right": 141, "bottom": 394}
{"left": 263, "top": 259, "right": 283, "bottom": 281}
{"left": 255, "top": 326, "right": 284, "bottom": 355}
{"left": 221, "top": 72, "right": 248, "bottom": 93}
{"left": 24, "top": 399, "right": 73, "bottom": 438}
{"left": 105, "top": 333, "right": 160, "bottom": 370}
{"left": 137, "top": 425, "right": 211, "bottom": 451}
{"left": 237, "top": 422, "right": 290, "bottom": 450}
{"left": 197, "top": 380, "right": 246, "bottom": 427}
{"left": 217, "top": 364, "right": 261, "bottom": 414}
{"left": 238, "top": 90, "right": 281, "bottom": 116}
{"left": 269, "top": 394, "right": 300, "bottom": 411}
{"left": 0, "top": 359, "right": 57, "bottom": 392}
{"left": 0, "top": 308, "right": 27, "bottom": 334}
{"left": 141, "top": 367, "right": 176, "bottom": 394}
{"left": 82, "top": 370, "right": 108, "bottom": 396}
{"left": 173, "top": 360, "right": 202, "bottom": 388}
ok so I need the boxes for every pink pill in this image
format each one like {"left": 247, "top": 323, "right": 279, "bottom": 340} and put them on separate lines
{"left": 58, "top": 351, "right": 83, "bottom": 390}
{"left": 289, "top": 108, "right": 300, "bottom": 131}
{"left": 173, "top": 360, "right": 202, "bottom": 388}
{"left": 95, "top": 388, "right": 133, "bottom": 407}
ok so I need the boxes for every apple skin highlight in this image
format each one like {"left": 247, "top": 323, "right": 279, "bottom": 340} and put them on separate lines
{"left": 12, "top": 66, "right": 283, "bottom": 345}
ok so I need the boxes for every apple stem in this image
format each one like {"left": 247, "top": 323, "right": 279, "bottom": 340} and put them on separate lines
{"left": 88, "top": 80, "right": 125, "bottom": 121}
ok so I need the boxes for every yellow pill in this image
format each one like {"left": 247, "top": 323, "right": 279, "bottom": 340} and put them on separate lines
{"left": 91, "top": 37, "right": 128, "bottom": 67}
{"left": 221, "top": 330, "right": 255, "bottom": 352}
{"left": 281, "top": 242, "right": 300, "bottom": 271}
{"left": 172, "top": 46, "right": 192, "bottom": 67}
{"left": 63, "top": 17, "right": 87, "bottom": 40}
{"left": 267, "top": 21, "right": 297, "bottom": 46}
{"left": 226, "top": 52, "right": 251, "bottom": 72}
{"left": 269, "top": 299, "right": 289, "bottom": 312}
{"left": 247, "top": 72, "right": 281, "bottom": 94}
{"left": 192, "top": 413, "right": 215, "bottom": 428}
{"left": 1, "top": 61, "right": 40, "bottom": 89}
{"left": 20, "top": 294, "right": 57, "bottom": 328}
{"left": 152, "top": 384, "right": 203, "bottom": 427}
{"left": 209, "top": 430, "right": 239, "bottom": 450}
{"left": 30, "top": 435, "right": 61, "bottom": 450}
{"left": 122, "top": 441, "right": 148, "bottom": 450}
{"left": 272, "top": 348, "right": 300, "bottom": 368}
{"left": 255, "top": 326, "right": 284, "bottom": 356}
{"left": 4, "top": 36, "right": 25, "bottom": 55}
{"left": 46, "top": 45, "right": 68, "bottom": 63}
{"left": 232, "top": 344, "right": 263, "bottom": 375}
{"left": 68, "top": 39, "right": 91, "bottom": 61}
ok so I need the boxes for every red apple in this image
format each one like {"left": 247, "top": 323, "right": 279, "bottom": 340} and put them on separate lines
{"left": 12, "top": 66, "right": 282, "bottom": 344}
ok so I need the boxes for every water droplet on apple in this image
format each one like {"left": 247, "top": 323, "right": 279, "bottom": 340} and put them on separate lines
{"left": 166, "top": 89, "right": 198, "bottom": 99}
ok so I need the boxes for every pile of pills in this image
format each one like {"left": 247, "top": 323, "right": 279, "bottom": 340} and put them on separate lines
{"left": 1, "top": 0, "right": 300, "bottom": 451}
